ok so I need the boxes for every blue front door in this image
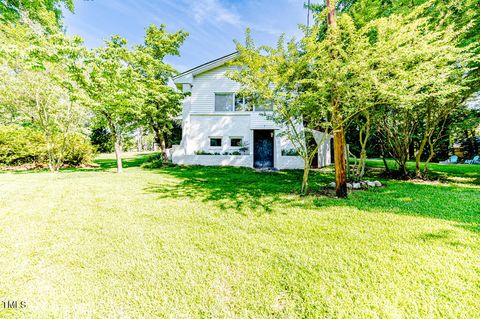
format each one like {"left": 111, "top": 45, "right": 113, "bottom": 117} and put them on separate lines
{"left": 254, "top": 130, "right": 274, "bottom": 168}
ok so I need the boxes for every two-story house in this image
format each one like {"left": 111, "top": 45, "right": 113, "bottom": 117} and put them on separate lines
{"left": 171, "top": 52, "right": 331, "bottom": 170}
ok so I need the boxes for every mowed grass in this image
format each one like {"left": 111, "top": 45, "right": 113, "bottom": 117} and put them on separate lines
{"left": 0, "top": 154, "right": 479, "bottom": 318}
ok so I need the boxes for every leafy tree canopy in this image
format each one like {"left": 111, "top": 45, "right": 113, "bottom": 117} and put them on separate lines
{"left": 0, "top": 0, "right": 74, "bottom": 31}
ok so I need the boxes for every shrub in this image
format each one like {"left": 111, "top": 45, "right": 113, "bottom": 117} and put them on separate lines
{"left": 0, "top": 125, "right": 46, "bottom": 165}
{"left": 194, "top": 150, "right": 212, "bottom": 155}
{"left": 0, "top": 125, "right": 95, "bottom": 167}
{"left": 61, "top": 133, "right": 96, "bottom": 166}
{"left": 141, "top": 152, "right": 174, "bottom": 168}
{"left": 231, "top": 151, "right": 241, "bottom": 155}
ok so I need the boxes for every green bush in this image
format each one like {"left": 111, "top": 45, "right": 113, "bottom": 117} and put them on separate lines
{"left": 141, "top": 152, "right": 166, "bottom": 168}
{"left": 0, "top": 125, "right": 46, "bottom": 165}
{"left": 194, "top": 150, "right": 212, "bottom": 155}
{"left": 0, "top": 125, "right": 95, "bottom": 167}
{"left": 61, "top": 133, "right": 96, "bottom": 166}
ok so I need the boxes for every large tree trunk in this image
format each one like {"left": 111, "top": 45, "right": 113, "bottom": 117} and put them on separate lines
{"left": 153, "top": 127, "right": 169, "bottom": 162}
{"left": 398, "top": 160, "right": 408, "bottom": 178}
{"left": 114, "top": 136, "right": 123, "bottom": 174}
{"left": 327, "top": 0, "right": 347, "bottom": 198}
{"left": 334, "top": 127, "right": 348, "bottom": 197}
{"left": 423, "top": 139, "right": 435, "bottom": 178}
{"left": 45, "top": 134, "right": 57, "bottom": 173}
{"left": 106, "top": 116, "right": 123, "bottom": 173}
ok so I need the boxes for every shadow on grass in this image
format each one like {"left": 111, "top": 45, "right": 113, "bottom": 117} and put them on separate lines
{"left": 145, "top": 166, "right": 331, "bottom": 214}
{"left": 62, "top": 153, "right": 152, "bottom": 173}
{"left": 1, "top": 153, "right": 152, "bottom": 174}
{"left": 364, "top": 159, "right": 480, "bottom": 186}
{"left": 145, "top": 165, "right": 480, "bottom": 232}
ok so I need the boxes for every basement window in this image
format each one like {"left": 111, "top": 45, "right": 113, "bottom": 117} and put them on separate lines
{"left": 210, "top": 137, "right": 222, "bottom": 147}
{"left": 230, "top": 138, "right": 243, "bottom": 147}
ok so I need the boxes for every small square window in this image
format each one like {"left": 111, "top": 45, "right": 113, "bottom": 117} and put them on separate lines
{"left": 230, "top": 138, "right": 243, "bottom": 147}
{"left": 210, "top": 137, "right": 222, "bottom": 147}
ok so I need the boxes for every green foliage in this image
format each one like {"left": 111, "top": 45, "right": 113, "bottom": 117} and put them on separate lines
{"left": 0, "top": 125, "right": 94, "bottom": 167}
{"left": 133, "top": 25, "right": 188, "bottom": 158}
{"left": 0, "top": 125, "right": 45, "bottom": 165}
{"left": 140, "top": 152, "right": 176, "bottom": 169}
{"left": 89, "top": 127, "right": 114, "bottom": 153}
{"left": 85, "top": 25, "right": 188, "bottom": 171}
{"left": 194, "top": 150, "right": 212, "bottom": 155}
{"left": 0, "top": 19, "right": 90, "bottom": 171}
{"left": 0, "top": 0, "right": 74, "bottom": 31}
{"left": 61, "top": 133, "right": 96, "bottom": 166}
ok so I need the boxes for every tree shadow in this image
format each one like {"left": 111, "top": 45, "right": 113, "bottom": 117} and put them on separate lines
{"left": 313, "top": 181, "right": 480, "bottom": 232}
{"left": 364, "top": 159, "right": 480, "bottom": 186}
{"left": 145, "top": 165, "right": 479, "bottom": 233}
{"left": 145, "top": 166, "right": 331, "bottom": 214}
{"left": 63, "top": 153, "right": 152, "bottom": 173}
{"left": 1, "top": 153, "right": 152, "bottom": 174}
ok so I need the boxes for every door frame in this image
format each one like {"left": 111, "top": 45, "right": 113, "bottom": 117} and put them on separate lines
{"left": 253, "top": 129, "right": 275, "bottom": 168}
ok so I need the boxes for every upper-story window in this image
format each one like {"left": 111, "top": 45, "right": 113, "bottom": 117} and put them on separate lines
{"left": 215, "top": 93, "right": 234, "bottom": 112}
{"left": 235, "top": 94, "right": 253, "bottom": 112}
{"left": 214, "top": 93, "right": 271, "bottom": 112}
{"left": 254, "top": 99, "right": 274, "bottom": 111}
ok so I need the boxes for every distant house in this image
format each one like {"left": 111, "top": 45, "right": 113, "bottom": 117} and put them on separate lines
{"left": 171, "top": 52, "right": 331, "bottom": 170}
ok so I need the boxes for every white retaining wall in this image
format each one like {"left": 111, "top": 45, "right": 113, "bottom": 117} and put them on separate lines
{"left": 173, "top": 155, "right": 252, "bottom": 167}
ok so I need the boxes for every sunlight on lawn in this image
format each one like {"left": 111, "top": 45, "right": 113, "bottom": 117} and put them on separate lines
{"left": 0, "top": 154, "right": 478, "bottom": 318}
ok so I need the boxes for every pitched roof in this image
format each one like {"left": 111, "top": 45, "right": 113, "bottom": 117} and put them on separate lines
{"left": 173, "top": 52, "right": 238, "bottom": 84}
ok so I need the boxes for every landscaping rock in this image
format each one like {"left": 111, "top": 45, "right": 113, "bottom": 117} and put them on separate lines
{"left": 374, "top": 181, "right": 382, "bottom": 187}
{"left": 367, "top": 181, "right": 376, "bottom": 187}
{"left": 329, "top": 182, "right": 336, "bottom": 188}
{"left": 347, "top": 183, "right": 353, "bottom": 189}
{"left": 352, "top": 182, "right": 361, "bottom": 189}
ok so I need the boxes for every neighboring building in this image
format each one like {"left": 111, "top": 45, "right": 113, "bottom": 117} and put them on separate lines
{"left": 171, "top": 52, "right": 331, "bottom": 170}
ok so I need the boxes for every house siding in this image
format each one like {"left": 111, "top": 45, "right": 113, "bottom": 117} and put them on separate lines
{"left": 191, "top": 66, "right": 240, "bottom": 114}
{"left": 172, "top": 62, "right": 331, "bottom": 170}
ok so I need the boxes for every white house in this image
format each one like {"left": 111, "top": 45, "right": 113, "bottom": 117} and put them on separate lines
{"left": 171, "top": 52, "right": 332, "bottom": 170}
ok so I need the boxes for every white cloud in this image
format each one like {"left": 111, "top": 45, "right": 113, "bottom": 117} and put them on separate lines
{"left": 192, "top": 0, "right": 241, "bottom": 27}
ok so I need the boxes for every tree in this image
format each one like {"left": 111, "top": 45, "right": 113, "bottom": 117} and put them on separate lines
{"left": 232, "top": 4, "right": 384, "bottom": 195}
{"left": 230, "top": 30, "right": 333, "bottom": 194}
{"left": 367, "top": 9, "right": 475, "bottom": 177}
{"left": 326, "top": 0, "right": 348, "bottom": 197}
{"left": 0, "top": 20, "right": 88, "bottom": 172}
{"left": 0, "top": 0, "right": 74, "bottom": 31}
{"left": 85, "top": 36, "right": 141, "bottom": 173}
{"left": 133, "top": 24, "right": 188, "bottom": 161}
{"left": 310, "top": 0, "right": 479, "bottom": 178}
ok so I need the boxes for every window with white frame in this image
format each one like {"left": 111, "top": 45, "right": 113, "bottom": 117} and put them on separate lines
{"left": 209, "top": 137, "right": 222, "bottom": 147}
{"left": 215, "top": 93, "right": 255, "bottom": 112}
{"left": 235, "top": 94, "right": 253, "bottom": 112}
{"left": 230, "top": 137, "right": 243, "bottom": 147}
{"left": 214, "top": 93, "right": 234, "bottom": 112}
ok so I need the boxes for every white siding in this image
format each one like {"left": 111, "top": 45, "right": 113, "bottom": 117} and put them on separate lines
{"left": 185, "top": 114, "right": 251, "bottom": 155}
{"left": 191, "top": 66, "right": 240, "bottom": 114}
{"left": 172, "top": 61, "right": 332, "bottom": 170}
{"left": 250, "top": 112, "right": 278, "bottom": 129}
{"left": 173, "top": 155, "right": 252, "bottom": 167}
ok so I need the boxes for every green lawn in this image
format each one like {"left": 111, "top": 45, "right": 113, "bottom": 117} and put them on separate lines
{"left": 0, "top": 154, "right": 479, "bottom": 318}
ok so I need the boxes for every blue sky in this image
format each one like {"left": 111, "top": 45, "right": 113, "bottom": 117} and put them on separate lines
{"left": 64, "top": 0, "right": 310, "bottom": 72}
